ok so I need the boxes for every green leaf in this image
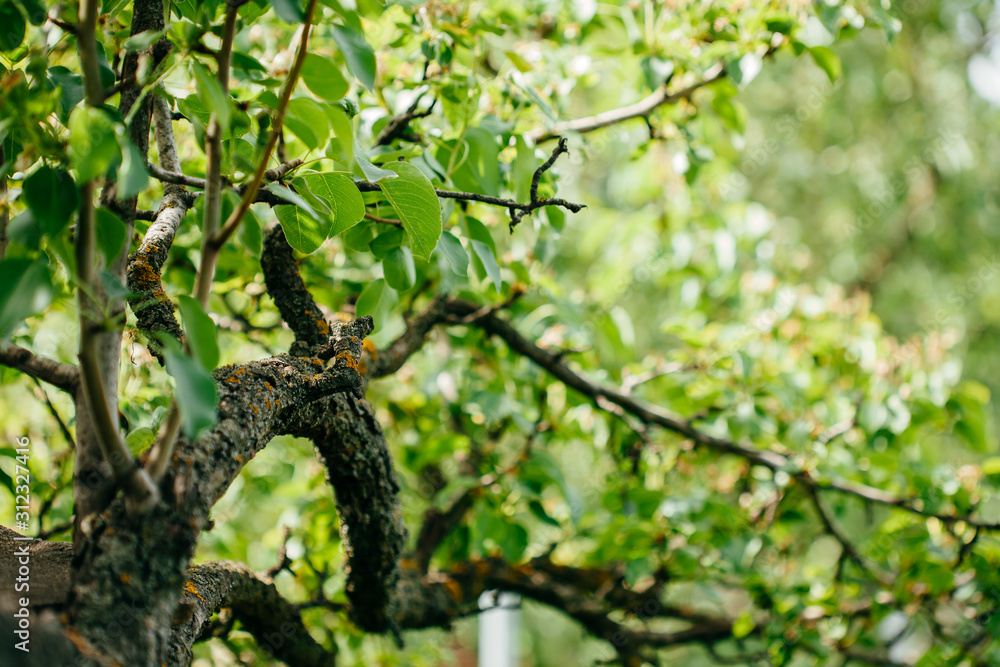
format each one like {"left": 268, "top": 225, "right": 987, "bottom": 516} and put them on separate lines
{"left": 94, "top": 208, "right": 127, "bottom": 265}
{"left": 436, "top": 231, "right": 468, "bottom": 276}
{"left": 122, "top": 28, "right": 166, "bottom": 52}
{"left": 809, "top": 46, "right": 841, "bottom": 82}
{"left": 331, "top": 23, "right": 377, "bottom": 91}
{"left": 300, "top": 53, "right": 349, "bottom": 101}
{"left": 125, "top": 427, "right": 155, "bottom": 456}
{"left": 47, "top": 66, "right": 84, "bottom": 120}
{"left": 0, "top": 2, "right": 26, "bottom": 52}
{"left": 378, "top": 162, "right": 441, "bottom": 261}
{"left": 299, "top": 172, "right": 365, "bottom": 236}
{"left": 0, "top": 257, "right": 52, "bottom": 340}
{"left": 712, "top": 94, "right": 747, "bottom": 133}
{"left": 116, "top": 135, "right": 149, "bottom": 200}
{"left": 326, "top": 104, "right": 355, "bottom": 171}
{"left": 192, "top": 62, "right": 232, "bottom": 133}
{"left": 236, "top": 201, "right": 263, "bottom": 255}
{"left": 22, "top": 166, "right": 77, "bottom": 236}
{"left": 369, "top": 227, "right": 404, "bottom": 259}
{"left": 355, "top": 278, "right": 395, "bottom": 332}
{"left": 265, "top": 183, "right": 321, "bottom": 220}
{"left": 68, "top": 106, "right": 119, "bottom": 182}
{"left": 356, "top": 155, "right": 397, "bottom": 182}
{"left": 383, "top": 246, "right": 416, "bottom": 291}
{"left": 163, "top": 342, "right": 218, "bottom": 439}
{"left": 471, "top": 240, "right": 501, "bottom": 291}
{"left": 14, "top": 0, "right": 45, "bottom": 26}
{"left": 270, "top": 0, "right": 304, "bottom": 23}
{"left": 177, "top": 295, "right": 220, "bottom": 371}
{"left": 285, "top": 97, "right": 330, "bottom": 150}
{"left": 274, "top": 204, "right": 332, "bottom": 254}
{"left": 732, "top": 610, "right": 755, "bottom": 639}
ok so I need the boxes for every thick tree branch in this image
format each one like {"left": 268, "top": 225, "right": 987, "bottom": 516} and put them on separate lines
{"left": 168, "top": 561, "right": 335, "bottom": 667}
{"left": 257, "top": 223, "right": 408, "bottom": 636}
{"left": 0, "top": 342, "right": 79, "bottom": 392}
{"left": 261, "top": 224, "right": 331, "bottom": 353}
{"left": 67, "top": 317, "right": 372, "bottom": 664}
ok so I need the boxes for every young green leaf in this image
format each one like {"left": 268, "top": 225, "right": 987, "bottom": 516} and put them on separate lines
{"left": 383, "top": 246, "right": 416, "bottom": 291}
{"left": 0, "top": 3, "right": 26, "bottom": 52}
{"left": 471, "top": 239, "right": 502, "bottom": 292}
{"left": 301, "top": 53, "right": 349, "bottom": 101}
{"left": 285, "top": 97, "right": 330, "bottom": 150}
{"left": 116, "top": 135, "right": 149, "bottom": 200}
{"left": 177, "top": 295, "right": 220, "bottom": 371}
{"left": 95, "top": 208, "right": 127, "bottom": 265}
{"left": 0, "top": 257, "right": 52, "bottom": 340}
{"left": 274, "top": 204, "right": 333, "bottom": 254}
{"left": 270, "top": 0, "right": 304, "bottom": 23}
{"left": 809, "top": 46, "right": 842, "bottom": 82}
{"left": 326, "top": 104, "right": 355, "bottom": 171}
{"left": 22, "top": 166, "right": 77, "bottom": 236}
{"left": 68, "top": 106, "right": 119, "bottom": 182}
{"left": 331, "top": 23, "right": 376, "bottom": 91}
{"left": 379, "top": 161, "right": 442, "bottom": 261}
{"left": 163, "top": 342, "right": 218, "bottom": 439}
{"left": 192, "top": 62, "right": 232, "bottom": 133}
{"left": 436, "top": 231, "right": 468, "bottom": 276}
{"left": 355, "top": 278, "right": 395, "bottom": 333}
{"left": 299, "top": 172, "right": 365, "bottom": 236}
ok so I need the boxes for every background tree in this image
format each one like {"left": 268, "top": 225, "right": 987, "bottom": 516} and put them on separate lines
{"left": 1, "top": 1, "right": 998, "bottom": 666}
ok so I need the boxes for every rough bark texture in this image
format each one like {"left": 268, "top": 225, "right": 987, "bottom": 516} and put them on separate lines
{"left": 126, "top": 97, "right": 196, "bottom": 361}
{"left": 74, "top": 0, "right": 170, "bottom": 542}
{"left": 65, "top": 319, "right": 372, "bottom": 665}
{"left": 259, "top": 224, "right": 408, "bottom": 634}
{"left": 168, "top": 561, "right": 336, "bottom": 666}
{"left": 284, "top": 396, "right": 407, "bottom": 634}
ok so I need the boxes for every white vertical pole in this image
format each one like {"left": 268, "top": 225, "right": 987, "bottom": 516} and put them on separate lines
{"left": 478, "top": 591, "right": 520, "bottom": 667}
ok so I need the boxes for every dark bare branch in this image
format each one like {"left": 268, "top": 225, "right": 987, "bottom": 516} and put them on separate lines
{"left": 0, "top": 342, "right": 79, "bottom": 392}
{"left": 169, "top": 561, "right": 336, "bottom": 667}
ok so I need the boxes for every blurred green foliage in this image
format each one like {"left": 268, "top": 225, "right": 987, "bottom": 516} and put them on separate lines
{"left": 1, "top": 0, "right": 1000, "bottom": 665}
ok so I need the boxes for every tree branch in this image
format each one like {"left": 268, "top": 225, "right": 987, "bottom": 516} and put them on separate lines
{"left": 193, "top": 0, "right": 240, "bottom": 307}
{"left": 441, "top": 298, "right": 1000, "bottom": 531}
{"left": 75, "top": 0, "right": 159, "bottom": 514}
{"left": 527, "top": 65, "right": 725, "bottom": 143}
{"left": 168, "top": 561, "right": 336, "bottom": 667}
{"left": 211, "top": 0, "right": 318, "bottom": 249}
{"left": 0, "top": 343, "right": 79, "bottom": 392}
{"left": 260, "top": 224, "right": 331, "bottom": 353}
{"left": 126, "top": 96, "right": 196, "bottom": 361}
{"left": 375, "top": 94, "right": 436, "bottom": 146}
{"left": 67, "top": 318, "right": 373, "bottom": 664}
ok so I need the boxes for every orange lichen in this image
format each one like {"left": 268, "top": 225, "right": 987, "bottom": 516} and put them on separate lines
{"left": 264, "top": 381, "right": 272, "bottom": 390}
{"left": 316, "top": 318, "right": 331, "bottom": 334}
{"left": 120, "top": 573, "right": 130, "bottom": 584}
{"left": 335, "top": 350, "right": 357, "bottom": 370}
{"left": 183, "top": 581, "right": 205, "bottom": 601}
{"left": 225, "top": 377, "right": 239, "bottom": 383}
{"left": 250, "top": 405, "right": 259, "bottom": 414}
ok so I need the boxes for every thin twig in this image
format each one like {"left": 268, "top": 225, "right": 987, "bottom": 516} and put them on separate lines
{"left": 211, "top": 0, "right": 319, "bottom": 250}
